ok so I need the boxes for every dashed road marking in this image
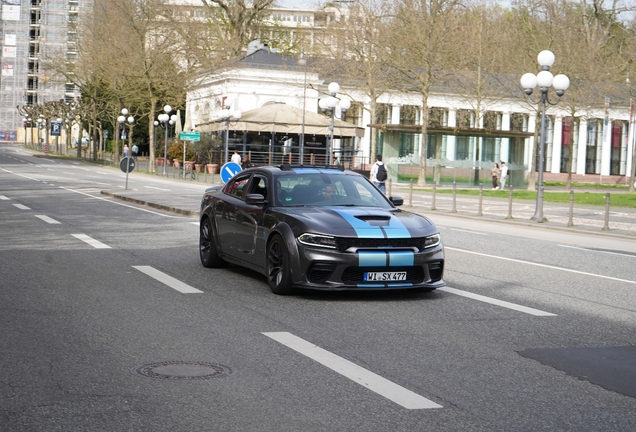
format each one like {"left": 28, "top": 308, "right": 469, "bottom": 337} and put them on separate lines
{"left": 132, "top": 266, "right": 203, "bottom": 294}
{"left": 438, "top": 287, "right": 557, "bottom": 316}
{"left": 13, "top": 204, "right": 30, "bottom": 210}
{"left": 35, "top": 215, "right": 61, "bottom": 224}
{"left": 71, "top": 234, "right": 111, "bottom": 249}
{"left": 0, "top": 195, "right": 9, "bottom": 200}
{"left": 263, "top": 332, "right": 443, "bottom": 410}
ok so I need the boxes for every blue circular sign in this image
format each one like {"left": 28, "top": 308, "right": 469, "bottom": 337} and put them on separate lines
{"left": 220, "top": 162, "right": 242, "bottom": 183}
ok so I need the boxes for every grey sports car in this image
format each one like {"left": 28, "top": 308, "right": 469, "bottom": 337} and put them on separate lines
{"left": 199, "top": 164, "right": 445, "bottom": 295}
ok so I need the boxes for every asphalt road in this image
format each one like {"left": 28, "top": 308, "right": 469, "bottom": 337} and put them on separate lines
{"left": 2, "top": 144, "right": 636, "bottom": 431}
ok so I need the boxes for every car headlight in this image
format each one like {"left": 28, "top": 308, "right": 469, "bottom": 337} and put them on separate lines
{"left": 298, "top": 233, "right": 337, "bottom": 249}
{"left": 423, "top": 233, "right": 441, "bottom": 249}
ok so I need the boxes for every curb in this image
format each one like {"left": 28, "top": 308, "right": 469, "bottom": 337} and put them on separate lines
{"left": 100, "top": 191, "right": 199, "bottom": 217}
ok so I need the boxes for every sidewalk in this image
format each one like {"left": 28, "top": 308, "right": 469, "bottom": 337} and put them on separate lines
{"left": 99, "top": 173, "right": 636, "bottom": 240}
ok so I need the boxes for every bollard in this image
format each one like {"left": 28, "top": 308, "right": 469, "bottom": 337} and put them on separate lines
{"left": 477, "top": 183, "right": 483, "bottom": 216}
{"left": 408, "top": 179, "right": 413, "bottom": 207}
{"left": 568, "top": 189, "right": 574, "bottom": 227}
{"left": 505, "top": 186, "right": 513, "bottom": 219}
{"left": 602, "top": 193, "right": 610, "bottom": 231}
{"left": 452, "top": 181, "right": 457, "bottom": 213}
{"left": 388, "top": 178, "right": 392, "bottom": 197}
{"left": 431, "top": 184, "right": 437, "bottom": 210}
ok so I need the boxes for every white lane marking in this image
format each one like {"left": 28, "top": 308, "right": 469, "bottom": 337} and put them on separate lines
{"left": 1, "top": 169, "right": 41, "bottom": 181}
{"left": 144, "top": 186, "right": 171, "bottom": 191}
{"left": 35, "top": 215, "right": 61, "bottom": 224}
{"left": 263, "top": 332, "right": 442, "bottom": 409}
{"left": 191, "top": 222, "right": 199, "bottom": 226}
{"left": 132, "top": 266, "right": 203, "bottom": 294}
{"left": 449, "top": 228, "right": 487, "bottom": 236}
{"left": 558, "top": 244, "right": 636, "bottom": 259}
{"left": 438, "top": 287, "right": 556, "bottom": 316}
{"left": 13, "top": 204, "right": 30, "bottom": 210}
{"left": 446, "top": 247, "right": 636, "bottom": 286}
{"left": 0, "top": 195, "right": 9, "bottom": 200}
{"left": 71, "top": 234, "right": 111, "bottom": 249}
{"left": 60, "top": 187, "right": 187, "bottom": 219}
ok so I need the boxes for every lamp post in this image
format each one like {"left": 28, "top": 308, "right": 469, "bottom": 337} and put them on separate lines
{"left": 298, "top": 54, "right": 308, "bottom": 163}
{"left": 319, "top": 82, "right": 351, "bottom": 165}
{"left": 520, "top": 50, "right": 570, "bottom": 222}
{"left": 158, "top": 105, "right": 174, "bottom": 176}
{"left": 118, "top": 110, "right": 134, "bottom": 190}
{"left": 219, "top": 108, "right": 242, "bottom": 164}
{"left": 22, "top": 118, "right": 27, "bottom": 147}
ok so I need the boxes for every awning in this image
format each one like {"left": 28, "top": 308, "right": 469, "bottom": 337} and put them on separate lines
{"left": 196, "top": 103, "right": 365, "bottom": 138}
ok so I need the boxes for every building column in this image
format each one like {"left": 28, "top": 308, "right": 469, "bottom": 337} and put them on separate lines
{"left": 446, "top": 109, "right": 457, "bottom": 162}
{"left": 362, "top": 106, "right": 372, "bottom": 162}
{"left": 601, "top": 118, "right": 612, "bottom": 176}
{"left": 576, "top": 119, "right": 588, "bottom": 175}
{"left": 500, "top": 111, "right": 510, "bottom": 163}
{"left": 551, "top": 116, "right": 563, "bottom": 173}
{"left": 526, "top": 114, "right": 536, "bottom": 168}
{"left": 627, "top": 119, "right": 635, "bottom": 179}
{"left": 391, "top": 104, "right": 401, "bottom": 125}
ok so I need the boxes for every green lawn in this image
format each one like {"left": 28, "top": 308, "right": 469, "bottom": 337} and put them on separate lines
{"left": 421, "top": 187, "right": 636, "bottom": 208}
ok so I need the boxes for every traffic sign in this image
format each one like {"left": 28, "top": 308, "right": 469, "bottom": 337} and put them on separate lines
{"left": 120, "top": 157, "right": 136, "bottom": 173}
{"left": 50, "top": 121, "right": 62, "bottom": 137}
{"left": 220, "top": 162, "right": 241, "bottom": 183}
{"left": 180, "top": 131, "right": 201, "bottom": 141}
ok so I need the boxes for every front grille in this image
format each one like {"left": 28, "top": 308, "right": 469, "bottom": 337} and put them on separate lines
{"left": 341, "top": 267, "right": 424, "bottom": 284}
{"left": 336, "top": 237, "right": 426, "bottom": 252}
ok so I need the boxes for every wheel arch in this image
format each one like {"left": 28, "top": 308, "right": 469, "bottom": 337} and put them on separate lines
{"left": 267, "top": 223, "right": 303, "bottom": 284}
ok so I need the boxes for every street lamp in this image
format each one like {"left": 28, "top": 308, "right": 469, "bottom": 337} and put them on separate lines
{"left": 319, "top": 82, "right": 351, "bottom": 165}
{"left": 219, "top": 107, "right": 242, "bottom": 164}
{"left": 520, "top": 50, "right": 570, "bottom": 222}
{"left": 298, "top": 54, "right": 308, "bottom": 163}
{"left": 158, "top": 105, "right": 174, "bottom": 176}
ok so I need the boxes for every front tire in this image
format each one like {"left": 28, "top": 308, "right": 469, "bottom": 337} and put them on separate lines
{"left": 199, "top": 217, "right": 227, "bottom": 268}
{"left": 267, "top": 234, "right": 294, "bottom": 295}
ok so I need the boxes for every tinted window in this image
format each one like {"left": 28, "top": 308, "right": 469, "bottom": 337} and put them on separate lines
{"left": 225, "top": 175, "right": 250, "bottom": 199}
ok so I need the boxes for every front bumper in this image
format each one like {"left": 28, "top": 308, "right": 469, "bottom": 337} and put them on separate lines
{"left": 291, "top": 243, "right": 445, "bottom": 291}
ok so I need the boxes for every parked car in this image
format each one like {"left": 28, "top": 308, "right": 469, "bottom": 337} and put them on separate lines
{"left": 199, "top": 164, "right": 445, "bottom": 295}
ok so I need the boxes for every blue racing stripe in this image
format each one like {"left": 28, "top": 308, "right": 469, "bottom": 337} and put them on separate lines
{"left": 358, "top": 251, "right": 387, "bottom": 267}
{"left": 333, "top": 209, "right": 385, "bottom": 238}
{"left": 388, "top": 251, "right": 414, "bottom": 267}
{"left": 383, "top": 216, "right": 412, "bottom": 238}
{"left": 357, "top": 284, "right": 385, "bottom": 288}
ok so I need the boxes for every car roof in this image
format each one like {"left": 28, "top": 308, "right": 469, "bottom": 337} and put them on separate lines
{"left": 244, "top": 164, "right": 354, "bottom": 177}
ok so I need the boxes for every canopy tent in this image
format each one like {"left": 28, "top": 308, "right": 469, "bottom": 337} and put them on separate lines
{"left": 196, "top": 103, "right": 365, "bottom": 138}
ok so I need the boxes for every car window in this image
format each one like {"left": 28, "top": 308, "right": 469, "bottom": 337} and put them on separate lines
{"left": 225, "top": 175, "right": 250, "bottom": 199}
{"left": 275, "top": 173, "right": 391, "bottom": 208}
{"left": 247, "top": 176, "right": 268, "bottom": 199}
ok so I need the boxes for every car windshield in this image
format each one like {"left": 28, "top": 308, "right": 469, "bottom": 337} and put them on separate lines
{"left": 274, "top": 172, "right": 392, "bottom": 208}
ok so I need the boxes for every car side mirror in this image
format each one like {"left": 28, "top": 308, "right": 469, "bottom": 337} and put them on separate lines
{"left": 389, "top": 196, "right": 403, "bottom": 207}
{"left": 245, "top": 193, "right": 267, "bottom": 205}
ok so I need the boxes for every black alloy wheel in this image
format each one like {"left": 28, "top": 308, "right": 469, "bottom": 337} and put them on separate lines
{"left": 267, "top": 234, "right": 293, "bottom": 295}
{"left": 199, "top": 218, "right": 227, "bottom": 268}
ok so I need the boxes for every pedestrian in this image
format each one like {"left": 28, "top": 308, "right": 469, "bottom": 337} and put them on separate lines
{"left": 123, "top": 144, "right": 129, "bottom": 158}
{"left": 332, "top": 152, "right": 340, "bottom": 166}
{"left": 499, "top": 161, "right": 509, "bottom": 189}
{"left": 131, "top": 144, "right": 139, "bottom": 160}
{"left": 231, "top": 150, "right": 242, "bottom": 164}
{"left": 370, "top": 154, "right": 387, "bottom": 194}
{"left": 491, "top": 163, "right": 500, "bottom": 189}
{"left": 242, "top": 156, "right": 253, "bottom": 169}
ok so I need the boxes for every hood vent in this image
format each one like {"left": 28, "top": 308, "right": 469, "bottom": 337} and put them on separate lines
{"left": 355, "top": 215, "right": 390, "bottom": 226}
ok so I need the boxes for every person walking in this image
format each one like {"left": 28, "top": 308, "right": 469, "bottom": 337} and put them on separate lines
{"left": 370, "top": 154, "right": 388, "bottom": 194}
{"left": 231, "top": 150, "right": 242, "bottom": 164}
{"left": 123, "top": 144, "right": 129, "bottom": 158}
{"left": 491, "top": 163, "right": 500, "bottom": 189}
{"left": 499, "top": 161, "right": 509, "bottom": 189}
{"left": 131, "top": 144, "right": 139, "bottom": 160}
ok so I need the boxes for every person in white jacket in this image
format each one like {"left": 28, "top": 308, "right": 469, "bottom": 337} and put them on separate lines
{"left": 370, "top": 154, "right": 387, "bottom": 194}
{"left": 499, "top": 161, "right": 509, "bottom": 189}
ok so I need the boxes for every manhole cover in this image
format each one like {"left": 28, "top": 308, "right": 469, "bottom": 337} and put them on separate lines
{"left": 130, "top": 361, "right": 235, "bottom": 380}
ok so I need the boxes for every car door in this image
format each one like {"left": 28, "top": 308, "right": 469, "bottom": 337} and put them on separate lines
{"left": 215, "top": 173, "right": 251, "bottom": 258}
{"left": 236, "top": 175, "right": 269, "bottom": 267}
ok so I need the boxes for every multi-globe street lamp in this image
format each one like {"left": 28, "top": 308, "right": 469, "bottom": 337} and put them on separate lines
{"left": 319, "top": 82, "right": 350, "bottom": 165}
{"left": 219, "top": 107, "right": 242, "bottom": 164}
{"left": 157, "top": 105, "right": 177, "bottom": 176}
{"left": 520, "top": 50, "right": 570, "bottom": 222}
{"left": 118, "top": 110, "right": 135, "bottom": 190}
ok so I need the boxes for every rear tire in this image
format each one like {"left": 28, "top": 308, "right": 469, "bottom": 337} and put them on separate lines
{"left": 267, "top": 235, "right": 294, "bottom": 295}
{"left": 199, "top": 217, "right": 227, "bottom": 268}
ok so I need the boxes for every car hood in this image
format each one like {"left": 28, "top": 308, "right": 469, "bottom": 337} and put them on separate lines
{"left": 277, "top": 206, "right": 436, "bottom": 238}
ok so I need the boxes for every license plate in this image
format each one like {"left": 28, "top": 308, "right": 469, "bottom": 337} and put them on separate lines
{"left": 364, "top": 271, "right": 407, "bottom": 282}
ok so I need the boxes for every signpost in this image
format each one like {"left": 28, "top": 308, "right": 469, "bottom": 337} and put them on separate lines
{"left": 180, "top": 131, "right": 201, "bottom": 141}
{"left": 220, "top": 162, "right": 241, "bottom": 183}
{"left": 120, "top": 157, "right": 136, "bottom": 190}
